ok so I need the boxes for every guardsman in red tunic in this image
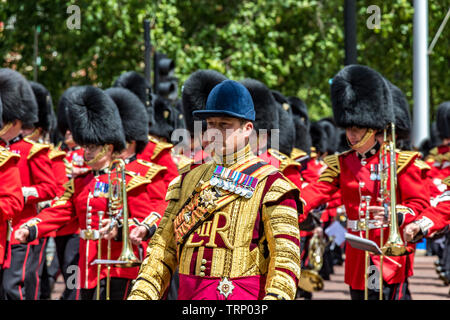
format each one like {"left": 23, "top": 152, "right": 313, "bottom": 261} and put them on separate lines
{"left": 404, "top": 176, "right": 450, "bottom": 242}
{"left": 301, "top": 65, "right": 430, "bottom": 300}
{"left": 175, "top": 70, "right": 227, "bottom": 173}
{"left": 0, "top": 69, "right": 57, "bottom": 300}
{"left": 26, "top": 81, "right": 64, "bottom": 300}
{"left": 422, "top": 102, "right": 450, "bottom": 284}
{"left": 128, "top": 80, "right": 301, "bottom": 300}
{"left": 424, "top": 102, "right": 450, "bottom": 197}
{"left": 113, "top": 71, "right": 178, "bottom": 188}
{"left": 15, "top": 86, "right": 160, "bottom": 300}
{"left": 239, "top": 79, "right": 303, "bottom": 190}
{"left": 105, "top": 87, "right": 169, "bottom": 224}
{"left": 0, "top": 97, "right": 25, "bottom": 295}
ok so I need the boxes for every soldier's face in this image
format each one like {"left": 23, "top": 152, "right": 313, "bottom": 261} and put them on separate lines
{"left": 346, "top": 127, "right": 367, "bottom": 146}
{"left": 205, "top": 117, "right": 253, "bottom": 156}
{"left": 82, "top": 144, "right": 113, "bottom": 169}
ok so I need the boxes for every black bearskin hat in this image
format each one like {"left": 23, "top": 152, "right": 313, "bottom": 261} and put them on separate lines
{"left": 29, "top": 81, "right": 54, "bottom": 133}
{"left": 0, "top": 68, "right": 38, "bottom": 127}
{"left": 288, "top": 96, "right": 311, "bottom": 153}
{"left": 114, "top": 71, "right": 155, "bottom": 128}
{"left": 152, "top": 95, "right": 175, "bottom": 142}
{"left": 436, "top": 101, "right": 450, "bottom": 140}
{"left": 387, "top": 81, "right": 411, "bottom": 141}
{"left": 105, "top": 87, "right": 149, "bottom": 146}
{"left": 240, "top": 78, "right": 279, "bottom": 132}
{"left": 271, "top": 90, "right": 296, "bottom": 156}
{"left": 317, "top": 118, "right": 339, "bottom": 154}
{"left": 57, "top": 86, "right": 82, "bottom": 136}
{"left": 330, "top": 64, "right": 394, "bottom": 130}
{"left": 310, "top": 121, "right": 328, "bottom": 155}
{"left": 181, "top": 69, "right": 227, "bottom": 135}
{"left": 288, "top": 96, "right": 309, "bottom": 127}
{"left": 65, "top": 86, "right": 126, "bottom": 152}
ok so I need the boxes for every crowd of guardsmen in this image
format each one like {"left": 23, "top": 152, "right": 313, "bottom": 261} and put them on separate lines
{"left": 0, "top": 65, "right": 448, "bottom": 300}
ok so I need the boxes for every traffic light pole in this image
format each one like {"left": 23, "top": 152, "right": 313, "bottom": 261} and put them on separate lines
{"left": 144, "top": 19, "right": 152, "bottom": 86}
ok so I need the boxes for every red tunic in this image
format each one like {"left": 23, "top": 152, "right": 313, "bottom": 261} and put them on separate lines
{"left": 301, "top": 149, "right": 430, "bottom": 290}
{"left": 137, "top": 136, "right": 179, "bottom": 190}
{"left": 30, "top": 164, "right": 162, "bottom": 289}
{"left": 0, "top": 149, "right": 24, "bottom": 266}
{"left": 2, "top": 138, "right": 57, "bottom": 245}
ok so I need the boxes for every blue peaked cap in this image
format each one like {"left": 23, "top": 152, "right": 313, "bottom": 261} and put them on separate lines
{"left": 192, "top": 80, "right": 255, "bottom": 121}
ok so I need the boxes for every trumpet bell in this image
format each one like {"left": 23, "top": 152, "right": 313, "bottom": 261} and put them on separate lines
{"left": 381, "top": 243, "right": 413, "bottom": 256}
{"left": 298, "top": 269, "right": 324, "bottom": 292}
{"left": 116, "top": 246, "right": 142, "bottom": 268}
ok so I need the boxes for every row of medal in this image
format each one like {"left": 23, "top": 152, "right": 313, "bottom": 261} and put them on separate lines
{"left": 210, "top": 165, "right": 258, "bottom": 199}
{"left": 93, "top": 181, "right": 109, "bottom": 197}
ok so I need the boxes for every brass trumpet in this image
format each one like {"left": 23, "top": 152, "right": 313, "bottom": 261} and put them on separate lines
{"left": 107, "top": 159, "right": 141, "bottom": 268}
{"left": 92, "top": 158, "right": 141, "bottom": 300}
{"left": 380, "top": 123, "right": 413, "bottom": 257}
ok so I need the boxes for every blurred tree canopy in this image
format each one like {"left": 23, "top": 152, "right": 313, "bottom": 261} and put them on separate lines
{"left": 0, "top": 0, "right": 448, "bottom": 122}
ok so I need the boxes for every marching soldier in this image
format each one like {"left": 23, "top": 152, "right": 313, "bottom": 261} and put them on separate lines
{"left": 113, "top": 71, "right": 179, "bottom": 187}
{"left": 422, "top": 102, "right": 450, "bottom": 285}
{"left": 27, "top": 80, "right": 64, "bottom": 300}
{"left": 0, "top": 93, "right": 25, "bottom": 298}
{"left": 240, "top": 78, "right": 303, "bottom": 190}
{"left": 105, "top": 87, "right": 168, "bottom": 221}
{"left": 403, "top": 176, "right": 450, "bottom": 243}
{"left": 14, "top": 86, "right": 163, "bottom": 300}
{"left": 0, "top": 69, "right": 58, "bottom": 300}
{"left": 128, "top": 79, "right": 302, "bottom": 300}
{"left": 177, "top": 69, "right": 227, "bottom": 171}
{"left": 301, "top": 65, "right": 430, "bottom": 300}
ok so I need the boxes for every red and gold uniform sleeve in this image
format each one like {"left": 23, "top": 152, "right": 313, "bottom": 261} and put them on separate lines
{"left": 25, "top": 147, "right": 58, "bottom": 204}
{"left": 396, "top": 153, "right": 431, "bottom": 226}
{"left": 0, "top": 152, "right": 24, "bottom": 222}
{"left": 24, "top": 180, "right": 76, "bottom": 239}
{"left": 301, "top": 155, "right": 340, "bottom": 217}
{"left": 261, "top": 177, "right": 301, "bottom": 300}
{"left": 49, "top": 148, "right": 69, "bottom": 197}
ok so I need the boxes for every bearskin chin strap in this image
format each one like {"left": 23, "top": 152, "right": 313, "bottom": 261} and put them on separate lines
{"left": 348, "top": 128, "right": 375, "bottom": 150}
{"left": 84, "top": 145, "right": 109, "bottom": 166}
{"left": 0, "top": 122, "right": 13, "bottom": 137}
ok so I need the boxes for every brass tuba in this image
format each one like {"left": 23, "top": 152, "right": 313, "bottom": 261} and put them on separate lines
{"left": 298, "top": 233, "right": 325, "bottom": 292}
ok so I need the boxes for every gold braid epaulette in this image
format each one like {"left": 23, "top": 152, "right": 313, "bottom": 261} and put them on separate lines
{"left": 0, "top": 146, "right": 20, "bottom": 168}
{"left": 52, "top": 179, "right": 75, "bottom": 207}
{"left": 148, "top": 135, "right": 173, "bottom": 160}
{"left": 443, "top": 176, "right": 450, "bottom": 187}
{"left": 125, "top": 171, "right": 152, "bottom": 193}
{"left": 413, "top": 158, "right": 431, "bottom": 171}
{"left": 424, "top": 147, "right": 438, "bottom": 162}
{"left": 24, "top": 138, "right": 50, "bottom": 160}
{"left": 175, "top": 154, "right": 194, "bottom": 175}
{"left": 396, "top": 150, "right": 420, "bottom": 174}
{"left": 136, "top": 159, "right": 168, "bottom": 182}
{"left": 318, "top": 154, "right": 341, "bottom": 183}
{"left": 290, "top": 148, "right": 308, "bottom": 161}
{"left": 268, "top": 148, "right": 301, "bottom": 172}
{"left": 49, "top": 148, "right": 67, "bottom": 160}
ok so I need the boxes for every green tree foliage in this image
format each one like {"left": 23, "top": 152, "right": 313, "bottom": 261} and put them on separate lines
{"left": 0, "top": 0, "right": 448, "bottom": 122}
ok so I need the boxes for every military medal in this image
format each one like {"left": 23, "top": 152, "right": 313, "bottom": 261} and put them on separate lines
{"left": 217, "top": 277, "right": 234, "bottom": 299}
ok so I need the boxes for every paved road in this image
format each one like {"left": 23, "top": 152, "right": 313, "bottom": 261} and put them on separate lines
{"left": 50, "top": 251, "right": 449, "bottom": 300}
{"left": 309, "top": 251, "right": 450, "bottom": 300}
